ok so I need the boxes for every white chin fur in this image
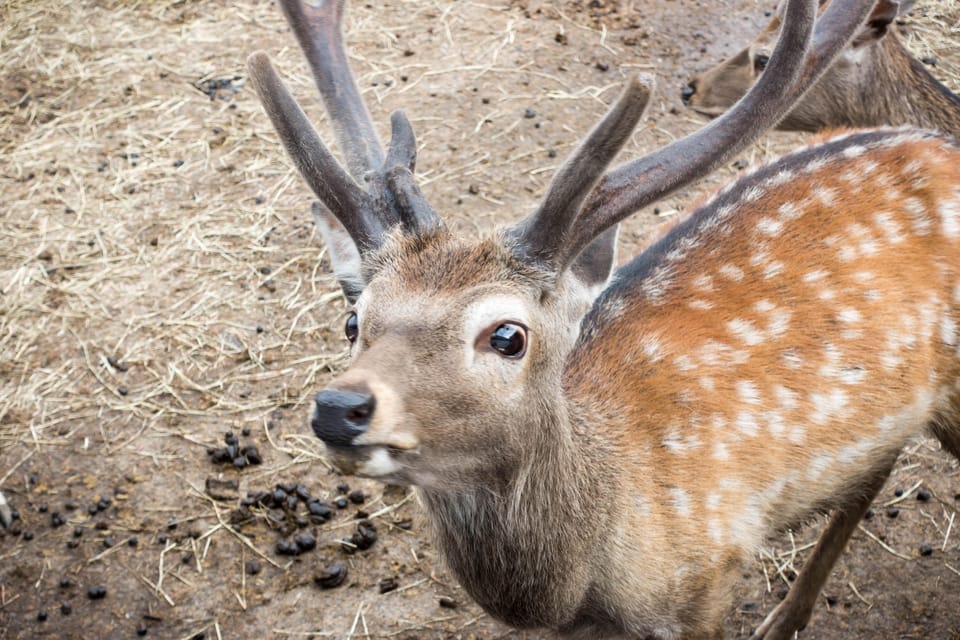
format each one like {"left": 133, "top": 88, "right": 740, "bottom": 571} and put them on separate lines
{"left": 358, "top": 447, "right": 402, "bottom": 477}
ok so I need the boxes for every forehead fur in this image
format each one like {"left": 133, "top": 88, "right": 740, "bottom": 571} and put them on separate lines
{"left": 365, "top": 230, "right": 552, "bottom": 294}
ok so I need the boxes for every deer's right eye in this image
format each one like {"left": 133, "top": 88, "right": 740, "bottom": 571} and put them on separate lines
{"left": 753, "top": 53, "right": 770, "bottom": 72}
{"left": 345, "top": 312, "right": 359, "bottom": 343}
{"left": 489, "top": 323, "right": 527, "bottom": 358}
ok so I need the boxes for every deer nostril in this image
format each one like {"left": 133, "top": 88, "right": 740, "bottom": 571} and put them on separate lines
{"left": 681, "top": 83, "right": 696, "bottom": 102}
{"left": 346, "top": 403, "right": 372, "bottom": 423}
{"left": 312, "top": 388, "right": 376, "bottom": 446}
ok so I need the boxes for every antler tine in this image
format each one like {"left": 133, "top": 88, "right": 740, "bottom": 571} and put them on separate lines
{"left": 508, "top": 74, "right": 654, "bottom": 267}
{"left": 247, "top": 52, "right": 385, "bottom": 252}
{"left": 559, "top": 0, "right": 874, "bottom": 267}
{"left": 278, "top": 0, "right": 384, "bottom": 183}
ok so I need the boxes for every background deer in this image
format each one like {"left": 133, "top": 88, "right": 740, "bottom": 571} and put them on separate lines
{"left": 682, "top": 0, "right": 960, "bottom": 135}
{"left": 249, "top": 0, "right": 960, "bottom": 638}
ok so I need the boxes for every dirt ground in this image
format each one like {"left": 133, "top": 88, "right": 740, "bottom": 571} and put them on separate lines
{"left": 1, "top": 0, "right": 959, "bottom": 638}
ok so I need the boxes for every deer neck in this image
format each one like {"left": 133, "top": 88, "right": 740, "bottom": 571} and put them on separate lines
{"left": 417, "top": 392, "right": 617, "bottom": 630}
{"left": 857, "top": 35, "right": 960, "bottom": 134}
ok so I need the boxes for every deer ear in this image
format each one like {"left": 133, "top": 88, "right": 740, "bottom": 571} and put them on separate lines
{"left": 854, "top": 0, "right": 901, "bottom": 45}
{"left": 313, "top": 202, "right": 365, "bottom": 303}
{"left": 570, "top": 224, "right": 618, "bottom": 300}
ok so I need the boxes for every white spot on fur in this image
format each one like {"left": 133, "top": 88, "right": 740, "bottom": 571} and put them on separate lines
{"left": 754, "top": 299, "right": 775, "bottom": 313}
{"left": 692, "top": 274, "right": 714, "bottom": 292}
{"left": 699, "top": 376, "right": 716, "bottom": 391}
{"left": 707, "top": 519, "right": 724, "bottom": 546}
{"left": 774, "top": 385, "right": 799, "bottom": 411}
{"left": 674, "top": 354, "right": 695, "bottom": 372}
{"left": 712, "top": 440, "right": 730, "bottom": 461}
{"left": 809, "top": 389, "right": 849, "bottom": 425}
{"left": 842, "top": 144, "right": 866, "bottom": 158}
{"left": 735, "top": 412, "right": 759, "bottom": 437}
{"left": 718, "top": 263, "right": 745, "bottom": 281}
{"left": 838, "top": 308, "right": 862, "bottom": 324}
{"left": 727, "top": 319, "right": 765, "bottom": 346}
{"left": 781, "top": 349, "right": 803, "bottom": 369}
{"left": 689, "top": 299, "right": 714, "bottom": 311}
{"left": 803, "top": 269, "right": 829, "bottom": 283}
{"left": 767, "top": 309, "right": 791, "bottom": 337}
{"left": 840, "top": 366, "right": 867, "bottom": 385}
{"left": 663, "top": 429, "right": 702, "bottom": 455}
{"left": 873, "top": 212, "right": 905, "bottom": 244}
{"left": 670, "top": 488, "right": 692, "bottom": 518}
{"left": 737, "top": 380, "right": 761, "bottom": 405}
{"left": 743, "top": 185, "right": 766, "bottom": 202}
{"left": 942, "top": 316, "right": 957, "bottom": 346}
{"left": 778, "top": 201, "right": 802, "bottom": 220}
{"left": 757, "top": 217, "right": 783, "bottom": 236}
{"left": 763, "top": 261, "right": 784, "bottom": 279}
{"left": 814, "top": 187, "right": 837, "bottom": 207}
{"left": 938, "top": 197, "right": 960, "bottom": 238}
{"left": 807, "top": 453, "right": 834, "bottom": 480}
{"left": 905, "top": 197, "right": 931, "bottom": 235}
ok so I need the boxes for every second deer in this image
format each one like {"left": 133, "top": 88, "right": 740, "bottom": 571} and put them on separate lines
{"left": 683, "top": 0, "right": 960, "bottom": 136}
{"left": 249, "top": 0, "right": 960, "bottom": 637}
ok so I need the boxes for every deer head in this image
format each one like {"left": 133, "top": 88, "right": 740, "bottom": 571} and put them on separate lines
{"left": 682, "top": 0, "right": 920, "bottom": 132}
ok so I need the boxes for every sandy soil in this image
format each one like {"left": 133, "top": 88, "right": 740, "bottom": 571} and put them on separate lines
{"left": 1, "top": 1, "right": 958, "bottom": 638}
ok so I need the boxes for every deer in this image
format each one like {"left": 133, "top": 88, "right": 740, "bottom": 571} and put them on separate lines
{"left": 247, "top": 0, "right": 960, "bottom": 637}
{"left": 682, "top": 0, "right": 960, "bottom": 136}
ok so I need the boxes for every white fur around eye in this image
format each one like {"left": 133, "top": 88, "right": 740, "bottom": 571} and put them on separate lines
{"left": 462, "top": 294, "right": 530, "bottom": 369}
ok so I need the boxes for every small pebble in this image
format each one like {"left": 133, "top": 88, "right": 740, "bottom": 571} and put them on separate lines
{"left": 73, "top": 527, "right": 83, "bottom": 538}
{"left": 136, "top": 623, "right": 148, "bottom": 636}
{"left": 916, "top": 489, "right": 931, "bottom": 502}
{"left": 59, "top": 577, "right": 71, "bottom": 588}
{"left": 241, "top": 427, "right": 251, "bottom": 437}
{"left": 919, "top": 543, "right": 933, "bottom": 556}
{"left": 173, "top": 159, "right": 184, "bottom": 168}
{"left": 826, "top": 595, "right": 838, "bottom": 606}
{"left": 60, "top": 603, "right": 71, "bottom": 616}
{"left": 523, "top": 108, "right": 536, "bottom": 119}
{"left": 336, "top": 482, "right": 350, "bottom": 494}
{"left": 117, "top": 386, "right": 128, "bottom": 396}
{"left": 37, "top": 610, "right": 48, "bottom": 622}
{"left": 295, "top": 485, "right": 311, "bottom": 501}
{"left": 315, "top": 563, "right": 348, "bottom": 589}
{"left": 38, "top": 503, "right": 49, "bottom": 513}
{"left": 103, "top": 535, "right": 116, "bottom": 548}
{"left": 51, "top": 512, "right": 64, "bottom": 527}
{"left": 87, "top": 585, "right": 107, "bottom": 600}
{"left": 894, "top": 487, "right": 904, "bottom": 497}
{"left": 863, "top": 508, "right": 874, "bottom": 520}
{"left": 348, "top": 490, "right": 365, "bottom": 504}
{"left": 128, "top": 537, "right": 139, "bottom": 547}
{"left": 886, "top": 507, "right": 900, "bottom": 518}
{"left": 438, "top": 596, "right": 458, "bottom": 609}
{"left": 334, "top": 497, "right": 349, "bottom": 509}
{"left": 245, "top": 559, "right": 261, "bottom": 575}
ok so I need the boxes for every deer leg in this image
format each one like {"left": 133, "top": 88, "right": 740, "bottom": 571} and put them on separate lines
{"left": 750, "top": 456, "right": 896, "bottom": 640}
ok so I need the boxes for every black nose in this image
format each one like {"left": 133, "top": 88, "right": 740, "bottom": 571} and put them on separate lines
{"left": 681, "top": 83, "right": 696, "bottom": 103}
{"left": 311, "top": 389, "right": 376, "bottom": 447}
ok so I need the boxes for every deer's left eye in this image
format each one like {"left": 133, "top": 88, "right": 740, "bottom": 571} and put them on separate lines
{"left": 345, "top": 312, "right": 359, "bottom": 343}
{"left": 753, "top": 53, "right": 770, "bottom": 72}
{"left": 489, "top": 323, "right": 527, "bottom": 358}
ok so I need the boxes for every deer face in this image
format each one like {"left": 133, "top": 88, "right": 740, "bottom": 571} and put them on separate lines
{"left": 312, "top": 231, "right": 604, "bottom": 489}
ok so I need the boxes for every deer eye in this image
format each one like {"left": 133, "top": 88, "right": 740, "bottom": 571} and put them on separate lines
{"left": 753, "top": 53, "right": 770, "bottom": 72}
{"left": 345, "top": 312, "right": 359, "bottom": 343}
{"left": 489, "top": 323, "right": 527, "bottom": 358}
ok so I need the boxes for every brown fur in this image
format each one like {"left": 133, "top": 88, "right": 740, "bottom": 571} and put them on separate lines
{"left": 685, "top": 0, "right": 960, "bottom": 135}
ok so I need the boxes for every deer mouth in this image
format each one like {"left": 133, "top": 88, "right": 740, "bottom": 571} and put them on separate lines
{"left": 323, "top": 443, "right": 412, "bottom": 482}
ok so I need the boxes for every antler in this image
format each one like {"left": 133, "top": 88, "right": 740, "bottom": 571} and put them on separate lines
{"left": 554, "top": 0, "right": 876, "bottom": 268}
{"left": 247, "top": 0, "right": 440, "bottom": 255}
